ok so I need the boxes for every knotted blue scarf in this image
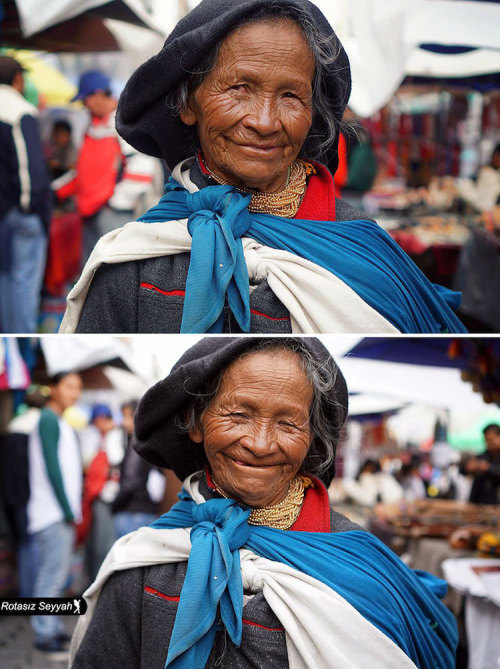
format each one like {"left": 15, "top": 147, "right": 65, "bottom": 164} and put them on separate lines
{"left": 138, "top": 177, "right": 466, "bottom": 334}
{"left": 150, "top": 490, "right": 457, "bottom": 669}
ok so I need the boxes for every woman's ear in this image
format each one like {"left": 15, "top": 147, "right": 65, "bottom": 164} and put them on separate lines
{"left": 188, "top": 424, "right": 203, "bottom": 443}
{"left": 179, "top": 97, "right": 198, "bottom": 126}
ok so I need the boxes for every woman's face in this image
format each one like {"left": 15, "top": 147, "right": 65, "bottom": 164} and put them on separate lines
{"left": 189, "top": 348, "right": 313, "bottom": 508}
{"left": 180, "top": 18, "right": 315, "bottom": 193}
{"left": 50, "top": 373, "right": 83, "bottom": 412}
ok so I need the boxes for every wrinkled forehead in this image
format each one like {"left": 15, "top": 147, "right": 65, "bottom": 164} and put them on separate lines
{"left": 218, "top": 347, "right": 311, "bottom": 397}
{"left": 215, "top": 14, "right": 314, "bottom": 73}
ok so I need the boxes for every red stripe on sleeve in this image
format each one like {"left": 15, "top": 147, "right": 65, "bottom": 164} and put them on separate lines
{"left": 144, "top": 586, "right": 180, "bottom": 602}
{"left": 140, "top": 282, "right": 185, "bottom": 297}
{"left": 242, "top": 618, "right": 284, "bottom": 632}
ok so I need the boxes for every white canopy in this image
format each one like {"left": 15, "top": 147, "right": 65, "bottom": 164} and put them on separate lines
{"left": 14, "top": 0, "right": 158, "bottom": 37}
{"left": 41, "top": 336, "right": 136, "bottom": 377}
{"left": 315, "top": 0, "right": 500, "bottom": 117}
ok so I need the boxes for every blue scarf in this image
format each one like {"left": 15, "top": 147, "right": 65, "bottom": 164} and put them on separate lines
{"left": 138, "top": 178, "right": 466, "bottom": 334}
{"left": 150, "top": 490, "right": 457, "bottom": 669}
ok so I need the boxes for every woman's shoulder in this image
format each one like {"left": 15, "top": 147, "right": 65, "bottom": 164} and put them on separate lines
{"left": 329, "top": 507, "right": 366, "bottom": 533}
{"left": 335, "top": 197, "right": 376, "bottom": 224}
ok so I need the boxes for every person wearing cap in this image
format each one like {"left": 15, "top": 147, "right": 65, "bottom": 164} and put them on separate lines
{"left": 79, "top": 402, "right": 124, "bottom": 583}
{"left": 54, "top": 70, "right": 160, "bottom": 268}
{"left": 0, "top": 55, "right": 52, "bottom": 333}
{"left": 70, "top": 336, "right": 457, "bottom": 668}
{"left": 61, "top": 0, "right": 466, "bottom": 335}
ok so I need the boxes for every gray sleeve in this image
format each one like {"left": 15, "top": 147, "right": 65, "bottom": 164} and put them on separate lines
{"left": 76, "top": 261, "right": 139, "bottom": 333}
{"left": 335, "top": 197, "right": 375, "bottom": 223}
{"left": 72, "top": 568, "right": 143, "bottom": 668}
{"left": 330, "top": 508, "right": 365, "bottom": 533}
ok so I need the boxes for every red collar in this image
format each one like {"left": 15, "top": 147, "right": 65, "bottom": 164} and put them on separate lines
{"left": 296, "top": 161, "right": 336, "bottom": 221}
{"left": 205, "top": 469, "right": 331, "bottom": 533}
{"left": 197, "top": 154, "right": 336, "bottom": 221}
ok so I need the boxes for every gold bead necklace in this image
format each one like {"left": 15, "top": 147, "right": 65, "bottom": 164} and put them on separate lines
{"left": 203, "top": 158, "right": 315, "bottom": 219}
{"left": 212, "top": 475, "right": 310, "bottom": 530}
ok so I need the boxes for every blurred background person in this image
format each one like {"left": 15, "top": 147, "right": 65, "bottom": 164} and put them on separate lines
{"left": 0, "top": 385, "right": 49, "bottom": 598}
{"left": 458, "top": 143, "right": 500, "bottom": 214}
{"left": 45, "top": 118, "right": 77, "bottom": 180}
{"left": 399, "top": 457, "right": 427, "bottom": 501}
{"left": 53, "top": 69, "right": 162, "bottom": 268}
{"left": 464, "top": 423, "right": 500, "bottom": 505}
{"left": 26, "top": 371, "right": 83, "bottom": 660}
{"left": 0, "top": 55, "right": 51, "bottom": 333}
{"left": 343, "top": 458, "right": 404, "bottom": 506}
{"left": 112, "top": 401, "right": 165, "bottom": 538}
{"left": 80, "top": 403, "right": 123, "bottom": 583}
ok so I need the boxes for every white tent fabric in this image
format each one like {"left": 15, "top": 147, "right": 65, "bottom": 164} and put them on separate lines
{"left": 318, "top": 0, "right": 500, "bottom": 117}
{"left": 41, "top": 337, "right": 136, "bottom": 376}
{"left": 348, "top": 394, "right": 407, "bottom": 416}
{"left": 406, "top": 48, "right": 500, "bottom": 79}
{"left": 103, "top": 19, "right": 166, "bottom": 70}
{"left": 15, "top": 0, "right": 157, "bottom": 37}
{"left": 339, "top": 358, "right": 488, "bottom": 410}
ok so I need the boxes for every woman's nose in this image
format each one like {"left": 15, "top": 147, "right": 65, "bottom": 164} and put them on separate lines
{"left": 239, "top": 423, "right": 276, "bottom": 454}
{"left": 243, "top": 95, "right": 281, "bottom": 135}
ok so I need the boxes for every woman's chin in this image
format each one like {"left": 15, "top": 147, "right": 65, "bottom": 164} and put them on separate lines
{"left": 232, "top": 169, "right": 287, "bottom": 193}
{"left": 218, "top": 154, "right": 290, "bottom": 192}
{"left": 230, "top": 481, "right": 288, "bottom": 508}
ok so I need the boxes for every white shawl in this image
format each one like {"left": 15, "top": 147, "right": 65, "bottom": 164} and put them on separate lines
{"left": 60, "top": 159, "right": 398, "bottom": 334}
{"left": 70, "top": 473, "right": 415, "bottom": 669}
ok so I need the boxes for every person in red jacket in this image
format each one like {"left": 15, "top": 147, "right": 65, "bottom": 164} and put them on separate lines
{"left": 55, "top": 71, "right": 160, "bottom": 268}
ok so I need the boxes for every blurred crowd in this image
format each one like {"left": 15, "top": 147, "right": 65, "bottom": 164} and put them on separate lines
{"left": 0, "top": 373, "right": 171, "bottom": 659}
{"left": 332, "top": 423, "right": 500, "bottom": 508}
{"left": 0, "top": 56, "right": 165, "bottom": 334}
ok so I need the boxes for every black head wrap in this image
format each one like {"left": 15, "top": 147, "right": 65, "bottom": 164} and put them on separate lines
{"left": 116, "top": 0, "right": 351, "bottom": 172}
{"left": 134, "top": 336, "right": 348, "bottom": 487}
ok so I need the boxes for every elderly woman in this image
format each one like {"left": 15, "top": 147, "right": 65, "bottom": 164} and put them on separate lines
{"left": 60, "top": 0, "right": 466, "bottom": 335}
{"left": 70, "top": 337, "right": 456, "bottom": 668}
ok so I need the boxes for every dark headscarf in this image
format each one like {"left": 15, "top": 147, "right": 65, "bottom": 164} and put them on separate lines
{"left": 116, "top": 0, "right": 351, "bottom": 172}
{"left": 134, "top": 336, "right": 348, "bottom": 486}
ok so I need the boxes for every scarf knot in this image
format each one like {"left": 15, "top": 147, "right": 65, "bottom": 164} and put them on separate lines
{"left": 185, "top": 186, "right": 252, "bottom": 239}
{"left": 190, "top": 498, "right": 251, "bottom": 551}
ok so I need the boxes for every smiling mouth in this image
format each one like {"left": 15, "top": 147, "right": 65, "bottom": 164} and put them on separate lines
{"left": 240, "top": 144, "right": 280, "bottom": 152}
{"left": 228, "top": 456, "right": 277, "bottom": 469}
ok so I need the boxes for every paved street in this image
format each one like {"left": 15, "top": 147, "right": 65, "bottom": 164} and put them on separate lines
{"left": 0, "top": 616, "right": 77, "bottom": 668}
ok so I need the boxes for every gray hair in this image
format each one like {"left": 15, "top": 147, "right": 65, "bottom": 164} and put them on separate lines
{"left": 167, "top": 4, "right": 349, "bottom": 163}
{"left": 176, "top": 338, "right": 344, "bottom": 479}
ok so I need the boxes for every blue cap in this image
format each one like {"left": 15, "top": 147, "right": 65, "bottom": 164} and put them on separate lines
{"left": 91, "top": 403, "right": 113, "bottom": 422}
{"left": 72, "top": 70, "right": 111, "bottom": 102}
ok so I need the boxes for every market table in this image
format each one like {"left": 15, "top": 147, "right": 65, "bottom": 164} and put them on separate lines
{"left": 443, "top": 557, "right": 500, "bottom": 669}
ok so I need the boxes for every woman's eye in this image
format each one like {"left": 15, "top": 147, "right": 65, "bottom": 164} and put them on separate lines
{"left": 283, "top": 91, "right": 298, "bottom": 99}
{"left": 279, "top": 421, "right": 299, "bottom": 429}
{"left": 229, "top": 412, "right": 248, "bottom": 418}
{"left": 230, "top": 84, "right": 246, "bottom": 91}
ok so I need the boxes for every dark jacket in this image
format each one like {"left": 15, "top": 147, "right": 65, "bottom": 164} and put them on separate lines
{"left": 76, "top": 162, "right": 373, "bottom": 333}
{"left": 112, "top": 437, "right": 161, "bottom": 515}
{"left": 0, "top": 85, "right": 52, "bottom": 231}
{"left": 72, "top": 477, "right": 363, "bottom": 668}
{"left": 469, "top": 452, "right": 500, "bottom": 505}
